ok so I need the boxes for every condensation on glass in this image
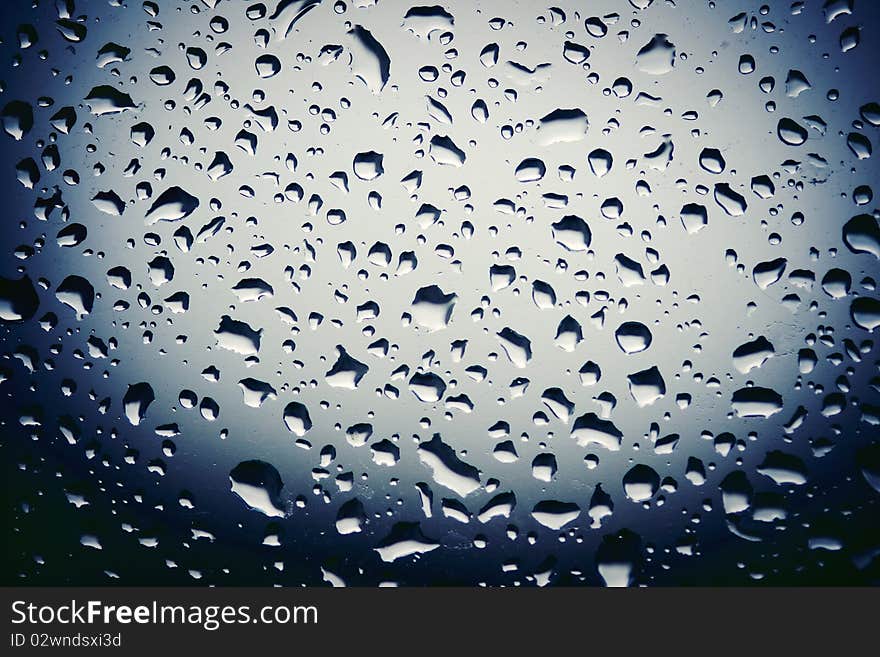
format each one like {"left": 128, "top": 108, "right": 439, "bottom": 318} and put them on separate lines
{"left": 1, "top": 0, "right": 879, "bottom": 586}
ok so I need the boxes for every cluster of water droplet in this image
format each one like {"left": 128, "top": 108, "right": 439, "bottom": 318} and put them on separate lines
{"left": 2, "top": 0, "right": 879, "bottom": 586}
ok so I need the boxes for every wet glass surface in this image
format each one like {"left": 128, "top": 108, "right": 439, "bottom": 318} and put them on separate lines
{"left": 2, "top": 0, "right": 879, "bottom": 586}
